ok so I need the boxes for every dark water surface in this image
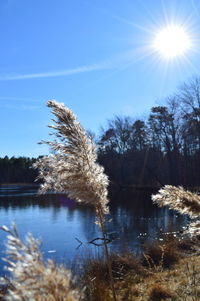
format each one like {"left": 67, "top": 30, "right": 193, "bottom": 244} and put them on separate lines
{"left": 0, "top": 185, "right": 188, "bottom": 276}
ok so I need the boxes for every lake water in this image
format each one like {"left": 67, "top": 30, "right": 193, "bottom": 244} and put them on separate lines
{"left": 0, "top": 185, "right": 188, "bottom": 276}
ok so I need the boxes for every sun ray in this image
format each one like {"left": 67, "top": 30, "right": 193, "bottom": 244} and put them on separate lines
{"left": 161, "top": 0, "right": 171, "bottom": 25}
{"left": 181, "top": 53, "right": 200, "bottom": 74}
{"left": 139, "top": 0, "right": 164, "bottom": 28}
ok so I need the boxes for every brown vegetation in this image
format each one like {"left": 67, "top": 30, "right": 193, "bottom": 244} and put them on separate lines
{"left": 142, "top": 240, "right": 181, "bottom": 269}
{"left": 80, "top": 253, "right": 200, "bottom": 301}
{"left": 79, "top": 237, "right": 200, "bottom": 301}
{"left": 147, "top": 284, "right": 176, "bottom": 300}
{"left": 1, "top": 229, "right": 199, "bottom": 300}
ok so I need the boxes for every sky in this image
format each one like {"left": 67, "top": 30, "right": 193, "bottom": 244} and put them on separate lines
{"left": 1, "top": 0, "right": 200, "bottom": 157}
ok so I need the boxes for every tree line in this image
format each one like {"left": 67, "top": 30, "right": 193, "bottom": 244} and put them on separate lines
{"left": 0, "top": 156, "right": 37, "bottom": 184}
{"left": 1, "top": 77, "right": 200, "bottom": 188}
{"left": 98, "top": 77, "right": 200, "bottom": 189}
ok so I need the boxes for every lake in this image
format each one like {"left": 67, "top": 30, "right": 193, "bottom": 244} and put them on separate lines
{"left": 0, "top": 185, "right": 188, "bottom": 276}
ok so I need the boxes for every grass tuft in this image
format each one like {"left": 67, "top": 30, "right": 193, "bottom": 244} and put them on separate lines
{"left": 142, "top": 240, "right": 181, "bottom": 269}
{"left": 148, "top": 284, "right": 176, "bottom": 300}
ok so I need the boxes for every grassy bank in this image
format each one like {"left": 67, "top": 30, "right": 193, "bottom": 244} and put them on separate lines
{"left": 0, "top": 231, "right": 199, "bottom": 300}
{"left": 81, "top": 255, "right": 200, "bottom": 301}
{"left": 80, "top": 237, "right": 200, "bottom": 301}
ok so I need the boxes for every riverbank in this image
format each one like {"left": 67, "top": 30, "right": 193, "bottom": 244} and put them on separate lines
{"left": 0, "top": 235, "right": 199, "bottom": 300}
{"left": 80, "top": 236, "right": 200, "bottom": 301}
{"left": 82, "top": 255, "right": 200, "bottom": 300}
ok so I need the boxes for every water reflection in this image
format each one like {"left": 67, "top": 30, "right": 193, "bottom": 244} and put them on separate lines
{"left": 0, "top": 186, "right": 188, "bottom": 276}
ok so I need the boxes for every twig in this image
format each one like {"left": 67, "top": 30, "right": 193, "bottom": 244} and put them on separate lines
{"left": 88, "top": 237, "right": 112, "bottom": 246}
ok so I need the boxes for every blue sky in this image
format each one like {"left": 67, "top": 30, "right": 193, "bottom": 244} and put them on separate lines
{"left": 1, "top": 0, "right": 200, "bottom": 157}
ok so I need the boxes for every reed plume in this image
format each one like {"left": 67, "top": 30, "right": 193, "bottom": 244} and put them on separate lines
{"left": 34, "top": 100, "right": 109, "bottom": 214}
{"left": 1, "top": 224, "right": 79, "bottom": 301}
{"left": 152, "top": 185, "right": 200, "bottom": 218}
{"left": 34, "top": 100, "right": 117, "bottom": 301}
{"left": 152, "top": 185, "right": 200, "bottom": 236}
{"left": 186, "top": 220, "right": 200, "bottom": 236}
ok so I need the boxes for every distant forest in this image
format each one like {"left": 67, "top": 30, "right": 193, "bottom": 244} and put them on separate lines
{"left": 0, "top": 156, "right": 38, "bottom": 184}
{"left": 1, "top": 77, "right": 200, "bottom": 188}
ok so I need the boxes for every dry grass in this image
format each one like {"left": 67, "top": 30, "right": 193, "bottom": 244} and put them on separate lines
{"left": 1, "top": 233, "right": 199, "bottom": 301}
{"left": 142, "top": 240, "right": 181, "bottom": 269}
{"left": 82, "top": 251, "right": 147, "bottom": 281}
{"left": 147, "top": 284, "right": 176, "bottom": 300}
{"left": 79, "top": 238, "right": 200, "bottom": 301}
{"left": 1, "top": 224, "right": 79, "bottom": 301}
{"left": 80, "top": 254, "right": 200, "bottom": 301}
{"left": 80, "top": 252, "right": 145, "bottom": 301}
{"left": 144, "top": 255, "right": 200, "bottom": 301}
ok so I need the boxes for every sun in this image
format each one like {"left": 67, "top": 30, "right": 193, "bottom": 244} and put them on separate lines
{"left": 153, "top": 25, "right": 191, "bottom": 59}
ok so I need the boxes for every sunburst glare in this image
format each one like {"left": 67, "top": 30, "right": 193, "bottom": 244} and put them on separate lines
{"left": 152, "top": 24, "right": 192, "bottom": 59}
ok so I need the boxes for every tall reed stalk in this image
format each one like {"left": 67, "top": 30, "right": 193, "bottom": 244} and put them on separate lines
{"left": 96, "top": 205, "right": 117, "bottom": 301}
{"left": 34, "top": 100, "right": 117, "bottom": 301}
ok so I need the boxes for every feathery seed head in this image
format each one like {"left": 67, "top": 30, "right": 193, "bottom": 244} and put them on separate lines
{"left": 2, "top": 224, "right": 79, "bottom": 301}
{"left": 152, "top": 185, "right": 200, "bottom": 237}
{"left": 34, "top": 100, "right": 109, "bottom": 213}
{"left": 152, "top": 185, "right": 200, "bottom": 218}
{"left": 186, "top": 220, "right": 200, "bottom": 236}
